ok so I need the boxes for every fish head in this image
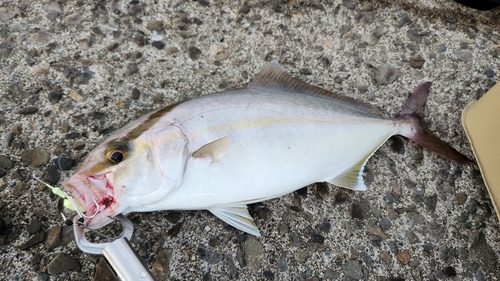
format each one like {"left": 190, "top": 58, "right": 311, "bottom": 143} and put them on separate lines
{"left": 62, "top": 123, "right": 188, "bottom": 229}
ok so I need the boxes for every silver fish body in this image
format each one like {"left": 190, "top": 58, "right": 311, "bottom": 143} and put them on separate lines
{"left": 63, "top": 61, "right": 471, "bottom": 236}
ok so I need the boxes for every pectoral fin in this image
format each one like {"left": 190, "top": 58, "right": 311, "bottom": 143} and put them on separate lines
{"left": 208, "top": 204, "right": 261, "bottom": 236}
{"left": 192, "top": 136, "right": 230, "bottom": 163}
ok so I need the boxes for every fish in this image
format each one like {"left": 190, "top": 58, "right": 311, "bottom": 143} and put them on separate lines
{"left": 62, "top": 61, "right": 473, "bottom": 236}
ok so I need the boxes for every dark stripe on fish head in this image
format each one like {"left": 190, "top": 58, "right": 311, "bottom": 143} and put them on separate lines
{"left": 124, "top": 101, "right": 181, "bottom": 140}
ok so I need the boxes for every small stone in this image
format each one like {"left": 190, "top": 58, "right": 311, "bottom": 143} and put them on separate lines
{"left": 64, "top": 13, "right": 84, "bottom": 25}
{"left": 379, "top": 219, "right": 392, "bottom": 230}
{"left": 239, "top": 4, "right": 250, "bottom": 14}
{"left": 355, "top": 77, "right": 368, "bottom": 91}
{"left": 12, "top": 182, "right": 28, "bottom": 196}
{"left": 455, "top": 50, "right": 473, "bottom": 63}
{"left": 5, "top": 228, "right": 20, "bottom": 244}
{"left": 166, "top": 211, "right": 181, "bottom": 223}
{"left": 335, "top": 191, "right": 350, "bottom": 204}
{"left": 134, "top": 35, "right": 148, "bottom": 46}
{"left": 293, "top": 250, "right": 309, "bottom": 262}
{"left": 152, "top": 41, "right": 165, "bottom": 49}
{"left": 290, "top": 232, "right": 301, "bottom": 246}
{"left": 359, "top": 33, "right": 378, "bottom": 46}
{"left": 469, "top": 231, "right": 498, "bottom": 270}
{"left": 343, "top": 260, "right": 364, "bottom": 279}
{"left": 46, "top": 11, "right": 60, "bottom": 20}
{"left": 396, "top": 12, "right": 411, "bottom": 27}
{"left": 310, "top": 233, "right": 325, "bottom": 243}
{"left": 90, "top": 111, "right": 106, "bottom": 119}
{"left": 78, "top": 38, "right": 91, "bottom": 50}
{"left": 442, "top": 266, "right": 456, "bottom": 277}
{"left": 21, "top": 147, "right": 50, "bottom": 167}
{"left": 94, "top": 257, "right": 117, "bottom": 281}
{"left": 53, "top": 157, "right": 74, "bottom": 170}
{"left": 406, "top": 29, "right": 422, "bottom": 42}
{"left": 60, "top": 226, "right": 74, "bottom": 246}
{"left": 0, "top": 155, "right": 13, "bottom": 170}
{"left": 396, "top": 251, "right": 410, "bottom": 265}
{"left": 0, "top": 11, "right": 15, "bottom": 23}
{"left": 45, "top": 226, "right": 61, "bottom": 252}
{"left": 47, "top": 253, "right": 81, "bottom": 274}
{"left": 379, "top": 251, "right": 391, "bottom": 265}
{"left": 26, "top": 57, "right": 36, "bottom": 66}
{"left": 10, "top": 24, "right": 28, "bottom": 32}
{"left": 424, "top": 195, "right": 437, "bottom": 212}
{"left": 485, "top": 68, "right": 496, "bottom": 77}
{"left": 406, "top": 230, "right": 419, "bottom": 244}
{"left": 69, "top": 92, "right": 84, "bottom": 102}
{"left": 28, "top": 220, "right": 42, "bottom": 234}
{"left": 455, "top": 192, "right": 467, "bottom": 205}
{"left": 125, "top": 63, "right": 139, "bottom": 76}
{"left": 44, "top": 164, "right": 60, "bottom": 185}
{"left": 409, "top": 57, "right": 425, "bottom": 69}
{"left": 152, "top": 30, "right": 163, "bottom": 41}
{"left": 366, "top": 222, "right": 388, "bottom": 240}
{"left": 17, "top": 107, "right": 39, "bottom": 115}
{"left": 106, "top": 43, "right": 119, "bottom": 52}
{"left": 188, "top": 46, "right": 202, "bottom": 60}
{"left": 319, "top": 221, "right": 331, "bottom": 232}
{"left": 225, "top": 256, "right": 238, "bottom": 278}
{"left": 373, "top": 26, "right": 386, "bottom": 38}
{"left": 146, "top": 20, "right": 164, "bottom": 32}
{"left": 92, "top": 27, "right": 106, "bottom": 39}
{"left": 152, "top": 248, "right": 173, "bottom": 280}
{"left": 342, "top": 0, "right": 356, "bottom": 10}
{"left": 31, "top": 253, "right": 43, "bottom": 266}
{"left": 263, "top": 270, "right": 274, "bottom": 279}
{"left": 351, "top": 203, "right": 364, "bottom": 219}
{"left": 48, "top": 92, "right": 62, "bottom": 103}
{"left": 32, "top": 31, "right": 52, "bottom": 45}
{"left": 131, "top": 88, "right": 141, "bottom": 100}
{"left": 44, "top": 1, "right": 63, "bottom": 14}
{"left": 210, "top": 44, "right": 228, "bottom": 61}
{"left": 19, "top": 231, "right": 46, "bottom": 250}
{"left": 244, "top": 236, "right": 264, "bottom": 273}
{"left": 197, "top": 0, "right": 210, "bottom": 6}
{"left": 383, "top": 191, "right": 399, "bottom": 203}
{"left": 348, "top": 248, "right": 359, "bottom": 260}
{"left": 373, "top": 65, "right": 401, "bottom": 85}
{"left": 65, "top": 132, "right": 81, "bottom": 139}
{"left": 165, "top": 47, "right": 180, "bottom": 55}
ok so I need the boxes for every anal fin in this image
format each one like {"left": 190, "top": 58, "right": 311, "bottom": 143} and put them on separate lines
{"left": 208, "top": 204, "right": 261, "bottom": 237}
{"left": 327, "top": 144, "right": 386, "bottom": 191}
{"left": 327, "top": 156, "right": 369, "bottom": 191}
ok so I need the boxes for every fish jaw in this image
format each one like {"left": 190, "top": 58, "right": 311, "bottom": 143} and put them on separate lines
{"left": 62, "top": 172, "right": 127, "bottom": 229}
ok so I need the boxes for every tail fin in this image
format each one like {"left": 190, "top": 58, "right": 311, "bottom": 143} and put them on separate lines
{"left": 398, "top": 82, "right": 474, "bottom": 165}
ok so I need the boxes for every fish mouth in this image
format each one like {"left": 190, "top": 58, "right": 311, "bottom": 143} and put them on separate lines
{"left": 63, "top": 172, "right": 117, "bottom": 228}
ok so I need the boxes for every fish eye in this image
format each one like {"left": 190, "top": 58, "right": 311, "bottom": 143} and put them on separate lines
{"left": 105, "top": 142, "right": 131, "bottom": 164}
{"left": 110, "top": 152, "right": 124, "bottom": 163}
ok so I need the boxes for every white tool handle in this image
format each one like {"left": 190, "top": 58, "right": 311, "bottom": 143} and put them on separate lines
{"left": 102, "top": 237, "right": 155, "bottom": 281}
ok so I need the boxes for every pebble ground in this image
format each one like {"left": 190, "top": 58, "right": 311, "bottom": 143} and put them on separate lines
{"left": 0, "top": 0, "right": 499, "bottom": 280}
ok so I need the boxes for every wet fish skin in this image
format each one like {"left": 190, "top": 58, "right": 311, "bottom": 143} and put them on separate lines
{"left": 62, "top": 61, "right": 472, "bottom": 236}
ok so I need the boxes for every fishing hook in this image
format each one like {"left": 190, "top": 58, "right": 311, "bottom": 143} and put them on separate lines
{"left": 34, "top": 176, "right": 101, "bottom": 222}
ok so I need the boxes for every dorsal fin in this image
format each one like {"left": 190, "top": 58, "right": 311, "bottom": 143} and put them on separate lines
{"left": 248, "top": 60, "right": 384, "bottom": 116}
